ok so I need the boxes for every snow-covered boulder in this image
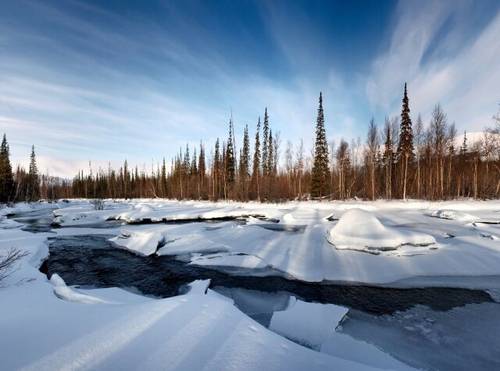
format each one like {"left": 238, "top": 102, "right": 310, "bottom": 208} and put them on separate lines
{"left": 327, "top": 209, "right": 435, "bottom": 252}
{"left": 109, "top": 229, "right": 166, "bottom": 256}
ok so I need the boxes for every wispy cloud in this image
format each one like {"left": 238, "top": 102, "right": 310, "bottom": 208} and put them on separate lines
{"left": 366, "top": 0, "right": 500, "bottom": 129}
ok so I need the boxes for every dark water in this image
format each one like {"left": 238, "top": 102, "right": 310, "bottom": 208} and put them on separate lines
{"left": 41, "top": 234, "right": 493, "bottom": 315}
{"left": 8, "top": 208, "right": 124, "bottom": 233}
{"left": 8, "top": 207, "right": 58, "bottom": 233}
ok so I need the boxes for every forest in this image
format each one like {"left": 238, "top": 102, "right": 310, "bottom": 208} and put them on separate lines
{"left": 1, "top": 85, "right": 499, "bottom": 203}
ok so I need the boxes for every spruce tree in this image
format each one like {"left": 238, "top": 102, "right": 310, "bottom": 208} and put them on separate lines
{"left": 251, "top": 117, "right": 261, "bottom": 199}
{"left": 311, "top": 92, "right": 330, "bottom": 198}
{"left": 198, "top": 142, "right": 206, "bottom": 190}
{"left": 225, "top": 118, "right": 236, "bottom": 185}
{"left": 397, "top": 83, "right": 414, "bottom": 199}
{"left": 27, "top": 145, "right": 40, "bottom": 202}
{"left": 262, "top": 108, "right": 269, "bottom": 176}
{"left": 0, "top": 134, "right": 14, "bottom": 203}
{"left": 239, "top": 124, "right": 250, "bottom": 184}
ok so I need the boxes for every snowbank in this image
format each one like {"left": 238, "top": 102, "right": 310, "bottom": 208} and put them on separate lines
{"left": 50, "top": 273, "right": 109, "bottom": 304}
{"left": 109, "top": 229, "right": 166, "bottom": 256}
{"left": 327, "top": 209, "right": 436, "bottom": 252}
{"left": 428, "top": 209, "right": 478, "bottom": 222}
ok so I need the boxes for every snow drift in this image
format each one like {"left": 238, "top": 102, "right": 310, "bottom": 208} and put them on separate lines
{"left": 109, "top": 229, "right": 166, "bottom": 256}
{"left": 327, "top": 209, "right": 436, "bottom": 252}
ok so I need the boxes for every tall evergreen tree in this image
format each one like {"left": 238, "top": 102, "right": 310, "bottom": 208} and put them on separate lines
{"left": 251, "top": 117, "right": 261, "bottom": 199}
{"left": 397, "top": 83, "right": 414, "bottom": 199}
{"left": 262, "top": 108, "right": 270, "bottom": 176}
{"left": 27, "top": 145, "right": 40, "bottom": 202}
{"left": 225, "top": 119, "right": 236, "bottom": 185}
{"left": 239, "top": 125, "right": 250, "bottom": 182}
{"left": 311, "top": 92, "right": 330, "bottom": 197}
{"left": 0, "top": 134, "right": 14, "bottom": 203}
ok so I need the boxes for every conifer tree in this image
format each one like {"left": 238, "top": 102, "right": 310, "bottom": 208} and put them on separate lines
{"left": 198, "top": 142, "right": 206, "bottom": 198}
{"left": 239, "top": 124, "right": 250, "bottom": 199}
{"left": 251, "top": 117, "right": 261, "bottom": 199}
{"left": 397, "top": 83, "right": 414, "bottom": 199}
{"left": 213, "top": 138, "right": 221, "bottom": 199}
{"left": 262, "top": 108, "right": 269, "bottom": 176}
{"left": 311, "top": 92, "right": 330, "bottom": 197}
{"left": 27, "top": 145, "right": 40, "bottom": 202}
{"left": 225, "top": 119, "right": 236, "bottom": 185}
{"left": 0, "top": 134, "right": 14, "bottom": 203}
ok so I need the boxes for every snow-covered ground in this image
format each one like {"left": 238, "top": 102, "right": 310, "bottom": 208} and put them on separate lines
{"left": 1, "top": 199, "right": 499, "bottom": 370}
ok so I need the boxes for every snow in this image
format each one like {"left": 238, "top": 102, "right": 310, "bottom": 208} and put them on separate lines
{"left": 109, "top": 229, "right": 166, "bottom": 256}
{"left": 428, "top": 209, "right": 478, "bottom": 222}
{"left": 0, "top": 258, "right": 382, "bottom": 370}
{"left": 268, "top": 298, "right": 414, "bottom": 370}
{"left": 63, "top": 199, "right": 498, "bottom": 286}
{"left": 50, "top": 273, "right": 109, "bottom": 304}
{"left": 327, "top": 208, "right": 436, "bottom": 252}
{"left": 2, "top": 199, "right": 500, "bottom": 370}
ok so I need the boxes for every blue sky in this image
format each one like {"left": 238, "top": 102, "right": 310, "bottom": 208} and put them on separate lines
{"left": 1, "top": 0, "right": 499, "bottom": 177}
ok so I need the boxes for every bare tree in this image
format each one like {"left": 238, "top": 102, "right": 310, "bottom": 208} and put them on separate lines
{"left": 0, "top": 249, "right": 28, "bottom": 284}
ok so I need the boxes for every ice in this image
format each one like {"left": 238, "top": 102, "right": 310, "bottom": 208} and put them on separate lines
{"left": 327, "top": 209, "right": 436, "bottom": 252}
{"left": 342, "top": 303, "right": 500, "bottom": 371}
{"left": 269, "top": 297, "right": 348, "bottom": 349}
{"left": 109, "top": 229, "right": 166, "bottom": 256}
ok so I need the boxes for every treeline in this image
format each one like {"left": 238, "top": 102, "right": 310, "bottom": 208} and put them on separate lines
{"left": 0, "top": 137, "right": 70, "bottom": 203}
{"left": 1, "top": 84, "right": 499, "bottom": 203}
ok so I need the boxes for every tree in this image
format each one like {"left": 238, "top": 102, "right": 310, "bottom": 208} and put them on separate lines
{"left": 311, "top": 92, "right": 330, "bottom": 197}
{"left": 225, "top": 118, "right": 236, "bottom": 186}
{"left": 430, "top": 104, "right": 448, "bottom": 199}
{"left": 198, "top": 142, "right": 206, "bottom": 199}
{"left": 397, "top": 83, "right": 414, "bottom": 200}
{"left": 213, "top": 138, "right": 221, "bottom": 200}
{"left": 251, "top": 117, "right": 261, "bottom": 200}
{"left": 239, "top": 124, "right": 250, "bottom": 199}
{"left": 26, "top": 145, "right": 40, "bottom": 202}
{"left": 336, "top": 140, "right": 350, "bottom": 199}
{"left": 366, "top": 118, "right": 379, "bottom": 200}
{"left": 0, "top": 134, "right": 14, "bottom": 203}
{"left": 383, "top": 118, "right": 394, "bottom": 199}
{"left": 414, "top": 115, "right": 424, "bottom": 198}
{"left": 262, "top": 108, "right": 270, "bottom": 176}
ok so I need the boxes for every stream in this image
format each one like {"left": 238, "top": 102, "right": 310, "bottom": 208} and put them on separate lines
{"left": 9, "top": 207, "right": 500, "bottom": 371}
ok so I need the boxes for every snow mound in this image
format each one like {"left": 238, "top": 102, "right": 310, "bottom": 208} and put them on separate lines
{"left": 281, "top": 213, "right": 296, "bottom": 224}
{"left": 109, "top": 229, "right": 165, "bottom": 256}
{"left": 327, "top": 209, "right": 436, "bottom": 252}
{"left": 428, "top": 210, "right": 477, "bottom": 222}
{"left": 50, "top": 274, "right": 108, "bottom": 304}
